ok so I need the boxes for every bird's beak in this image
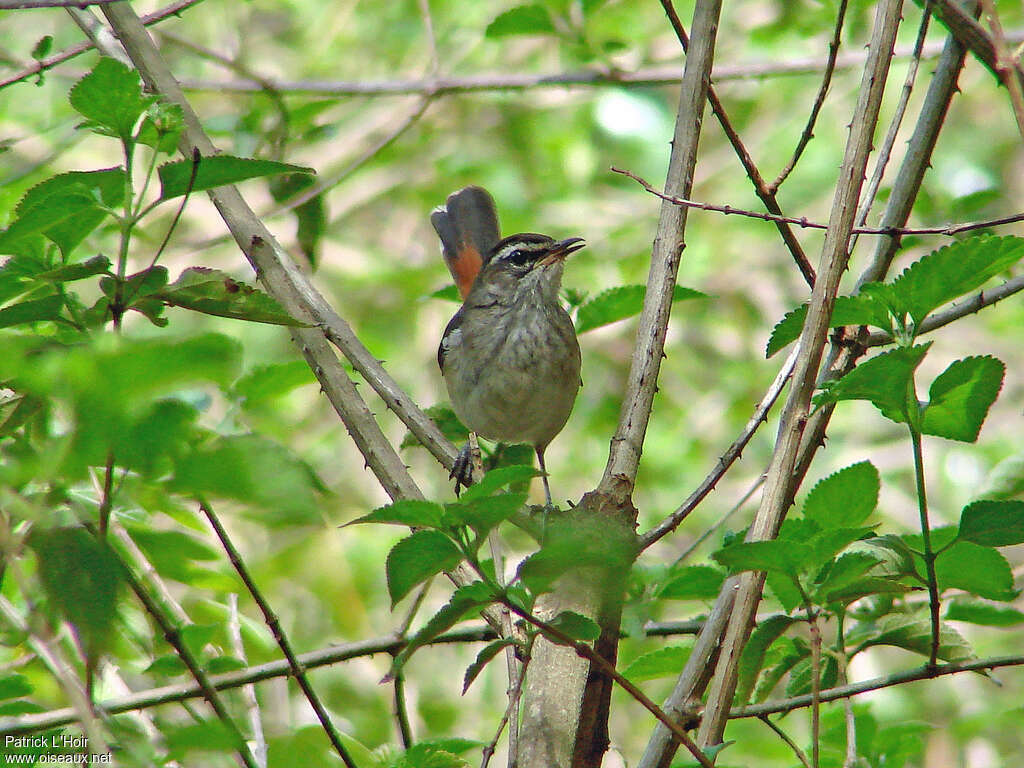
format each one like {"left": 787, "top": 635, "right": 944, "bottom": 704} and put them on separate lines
{"left": 539, "top": 237, "right": 586, "bottom": 266}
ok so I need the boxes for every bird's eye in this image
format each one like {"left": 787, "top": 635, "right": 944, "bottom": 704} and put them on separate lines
{"left": 508, "top": 249, "right": 530, "bottom": 266}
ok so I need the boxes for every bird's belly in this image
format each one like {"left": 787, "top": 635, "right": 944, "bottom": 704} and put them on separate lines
{"left": 445, "top": 314, "right": 580, "bottom": 447}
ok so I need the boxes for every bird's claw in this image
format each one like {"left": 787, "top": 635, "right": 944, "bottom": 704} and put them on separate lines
{"left": 449, "top": 444, "right": 475, "bottom": 497}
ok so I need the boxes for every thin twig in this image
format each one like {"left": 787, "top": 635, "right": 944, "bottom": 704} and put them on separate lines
{"left": 0, "top": 620, "right": 707, "bottom": 737}
{"left": 770, "top": 0, "right": 849, "bottom": 193}
{"left": 981, "top": 0, "right": 1024, "bottom": 136}
{"left": 159, "top": 31, "right": 1024, "bottom": 96}
{"left": 228, "top": 593, "right": 267, "bottom": 768}
{"left": 852, "top": 2, "right": 932, "bottom": 251}
{"left": 639, "top": 346, "right": 798, "bottom": 551}
{"left": 393, "top": 671, "right": 414, "bottom": 749}
{"left": 672, "top": 474, "right": 765, "bottom": 566}
{"left": 658, "top": 0, "right": 817, "bottom": 287}
{"left": 2, "top": 0, "right": 124, "bottom": 7}
{"left": 613, "top": 166, "right": 1024, "bottom": 238}
{"left": 102, "top": 525, "right": 258, "bottom": 768}
{"left": 731, "top": 654, "right": 1024, "bottom": 718}
{"left": 481, "top": 640, "right": 529, "bottom": 768}
{"left": 0, "top": 0, "right": 203, "bottom": 91}
{"left": 200, "top": 499, "right": 358, "bottom": 768}
{"left": 758, "top": 715, "right": 812, "bottom": 768}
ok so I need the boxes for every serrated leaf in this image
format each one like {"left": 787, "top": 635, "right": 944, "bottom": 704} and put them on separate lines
{"left": 945, "top": 596, "right": 1024, "bottom": 627}
{"left": 447, "top": 492, "right": 527, "bottom": 538}
{"left": 348, "top": 499, "right": 446, "bottom": 529}
{"left": 812, "top": 551, "right": 882, "bottom": 605}
{"left": 658, "top": 565, "right": 725, "bottom": 600}
{"left": 957, "top": 499, "right": 1024, "bottom": 546}
{"left": 622, "top": 644, "right": 692, "bottom": 682}
{"left": 804, "top": 526, "right": 876, "bottom": 571}
{"left": 101, "top": 265, "right": 169, "bottom": 301}
{"left": 766, "top": 294, "right": 892, "bottom": 357}
{"left": 921, "top": 356, "right": 1004, "bottom": 442}
{"left": 786, "top": 654, "right": 838, "bottom": 698}
{"left": 69, "top": 58, "right": 155, "bottom": 139}
{"left": 813, "top": 343, "right": 931, "bottom": 422}
{"left": 485, "top": 5, "right": 556, "bottom": 37}
{"left": 575, "top": 284, "right": 706, "bottom": 333}
{"left": 712, "top": 539, "right": 809, "bottom": 577}
{"left": 735, "top": 615, "right": 795, "bottom": 705}
{"left": 152, "top": 266, "right": 307, "bottom": 326}
{"left": 856, "top": 613, "right": 974, "bottom": 662}
{"left": 386, "top": 530, "right": 463, "bottom": 606}
{"left": 402, "top": 403, "right": 468, "bottom": 450}
{"left": 802, "top": 460, "right": 879, "bottom": 528}
{"left": 389, "top": 582, "right": 495, "bottom": 675}
{"left": 0, "top": 189, "right": 102, "bottom": 257}
{"left": 752, "top": 637, "right": 807, "bottom": 703}
{"left": 34, "top": 255, "right": 111, "bottom": 284}
{"left": 463, "top": 639, "right": 516, "bottom": 693}
{"left": 459, "top": 464, "right": 538, "bottom": 502}
{"left": 890, "top": 235, "right": 1024, "bottom": 328}
{"left": 158, "top": 155, "right": 314, "bottom": 199}
{"left": 165, "top": 721, "right": 238, "bottom": 758}
{"left": 0, "top": 294, "right": 62, "bottom": 328}
{"left": 934, "top": 541, "right": 1017, "bottom": 601}
{"left": 516, "top": 522, "right": 631, "bottom": 596}
{"left": 545, "top": 610, "right": 600, "bottom": 642}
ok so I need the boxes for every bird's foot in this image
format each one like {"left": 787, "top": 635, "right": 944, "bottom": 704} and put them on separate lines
{"left": 449, "top": 443, "right": 475, "bottom": 497}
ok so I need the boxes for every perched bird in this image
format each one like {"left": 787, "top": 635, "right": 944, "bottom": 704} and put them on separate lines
{"left": 432, "top": 186, "right": 583, "bottom": 506}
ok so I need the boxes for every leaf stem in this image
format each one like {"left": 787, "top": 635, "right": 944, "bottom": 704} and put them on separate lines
{"left": 910, "top": 426, "right": 941, "bottom": 669}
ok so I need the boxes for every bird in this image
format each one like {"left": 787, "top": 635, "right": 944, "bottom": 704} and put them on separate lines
{"left": 432, "top": 186, "right": 583, "bottom": 507}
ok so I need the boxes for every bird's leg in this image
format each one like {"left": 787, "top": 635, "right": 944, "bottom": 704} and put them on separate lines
{"left": 535, "top": 446, "right": 553, "bottom": 508}
{"left": 450, "top": 433, "right": 484, "bottom": 496}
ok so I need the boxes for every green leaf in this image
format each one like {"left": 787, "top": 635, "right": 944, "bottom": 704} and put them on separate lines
{"left": 101, "top": 265, "right": 169, "bottom": 301}
{"left": 890, "top": 235, "right": 1024, "bottom": 328}
{"left": 153, "top": 267, "right": 308, "bottom": 326}
{"left": 269, "top": 172, "right": 325, "bottom": 266}
{"left": 463, "top": 638, "right": 516, "bottom": 693}
{"left": 545, "top": 610, "right": 600, "bottom": 642}
{"left": 31, "top": 35, "right": 53, "bottom": 60}
{"left": 173, "top": 434, "right": 322, "bottom": 525}
{"left": 934, "top": 541, "right": 1017, "bottom": 601}
{"left": 0, "top": 190, "right": 100, "bottom": 257}
{"left": 945, "top": 596, "right": 1024, "bottom": 627}
{"left": 856, "top": 613, "right": 973, "bottom": 662}
{"left": 813, "top": 343, "right": 931, "bottom": 422}
{"left": 386, "top": 530, "right": 463, "bottom": 606}
{"left": 803, "top": 526, "right": 876, "bottom": 572}
{"left": 752, "top": 637, "right": 807, "bottom": 703}
{"left": 575, "top": 284, "right": 706, "bottom": 333}
{"left": 70, "top": 57, "right": 155, "bottom": 139}
{"left": 448, "top": 493, "right": 527, "bottom": 540}
{"left": 812, "top": 551, "right": 883, "bottom": 605}
{"left": 389, "top": 582, "right": 495, "bottom": 675}
{"left": 766, "top": 295, "right": 892, "bottom": 357}
{"left": 127, "top": 527, "right": 220, "bottom": 585}
{"left": 735, "top": 615, "right": 795, "bottom": 705}
{"left": 957, "top": 500, "right": 1024, "bottom": 546}
{"left": 802, "top": 460, "right": 879, "bottom": 528}
{"left": 921, "top": 356, "right": 1004, "bottom": 442}
{"left": 137, "top": 102, "right": 184, "bottom": 155}
{"left": 144, "top": 654, "right": 187, "bottom": 677}
{"left": 516, "top": 519, "right": 632, "bottom": 596}
{"left": 459, "top": 464, "right": 539, "bottom": 503}
{"left": 712, "top": 539, "right": 809, "bottom": 577}
{"left": 29, "top": 527, "right": 123, "bottom": 660}
{"left": 158, "top": 155, "right": 314, "bottom": 199}
{"left": 232, "top": 361, "right": 316, "bottom": 404}
{"left": 15, "top": 169, "right": 125, "bottom": 216}
{"left": 403, "top": 403, "right": 468, "bottom": 449}
{"left": 348, "top": 499, "right": 446, "bottom": 528}
{"left": 34, "top": 255, "right": 112, "bottom": 284}
{"left": 485, "top": 5, "right": 556, "bottom": 37}
{"left": 165, "top": 721, "right": 238, "bottom": 758}
{"left": 658, "top": 565, "right": 725, "bottom": 600}
{"left": 0, "top": 674, "right": 32, "bottom": 701}
{"left": 622, "top": 645, "right": 692, "bottom": 682}
{"left": 394, "top": 744, "right": 470, "bottom": 768}
{"left": 0, "top": 294, "right": 62, "bottom": 328}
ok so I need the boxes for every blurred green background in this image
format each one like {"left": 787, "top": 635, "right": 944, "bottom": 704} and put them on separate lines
{"left": 1, "top": 0, "right": 1023, "bottom": 765}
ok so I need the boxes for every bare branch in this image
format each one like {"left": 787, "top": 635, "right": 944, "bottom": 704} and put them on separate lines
{"left": 201, "top": 500, "right": 358, "bottom": 768}
{"left": 1, "top": 0, "right": 124, "bottom": 7}
{"left": 598, "top": 0, "right": 721, "bottom": 495}
{"left": 638, "top": 346, "right": 798, "bottom": 550}
{"left": 730, "top": 654, "right": 1024, "bottom": 719}
{"left": 697, "top": 0, "right": 906, "bottom": 749}
{"left": 770, "top": 0, "right": 849, "bottom": 193}
{"left": 613, "top": 166, "right": 1024, "bottom": 238}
